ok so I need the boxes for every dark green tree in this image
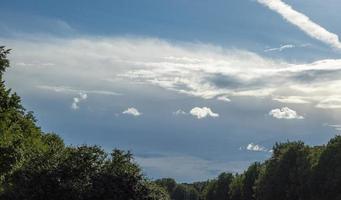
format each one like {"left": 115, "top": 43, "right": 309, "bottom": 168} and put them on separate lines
{"left": 204, "top": 172, "right": 233, "bottom": 200}
{"left": 155, "top": 178, "right": 177, "bottom": 195}
{"left": 172, "top": 184, "right": 199, "bottom": 200}
{"left": 255, "top": 142, "right": 312, "bottom": 200}
{"left": 229, "top": 174, "right": 243, "bottom": 200}
{"left": 311, "top": 136, "right": 341, "bottom": 200}
{"left": 241, "top": 162, "right": 261, "bottom": 200}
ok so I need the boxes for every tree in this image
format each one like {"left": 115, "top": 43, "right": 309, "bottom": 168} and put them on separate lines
{"left": 255, "top": 142, "right": 312, "bottom": 200}
{"left": 144, "top": 182, "right": 171, "bottom": 200}
{"left": 241, "top": 162, "right": 261, "bottom": 200}
{"left": 311, "top": 136, "right": 341, "bottom": 200}
{"left": 204, "top": 172, "right": 233, "bottom": 200}
{"left": 172, "top": 184, "right": 200, "bottom": 200}
{"left": 155, "top": 178, "right": 177, "bottom": 195}
{"left": 229, "top": 174, "right": 243, "bottom": 200}
{"left": 0, "top": 46, "right": 48, "bottom": 194}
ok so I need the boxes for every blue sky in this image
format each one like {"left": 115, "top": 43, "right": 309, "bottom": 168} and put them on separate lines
{"left": 1, "top": 0, "right": 341, "bottom": 182}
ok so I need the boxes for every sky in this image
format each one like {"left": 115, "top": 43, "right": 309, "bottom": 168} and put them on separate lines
{"left": 1, "top": 0, "right": 341, "bottom": 182}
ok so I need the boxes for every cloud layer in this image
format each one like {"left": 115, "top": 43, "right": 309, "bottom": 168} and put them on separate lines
{"left": 257, "top": 0, "right": 341, "bottom": 49}
{"left": 4, "top": 37, "right": 341, "bottom": 110}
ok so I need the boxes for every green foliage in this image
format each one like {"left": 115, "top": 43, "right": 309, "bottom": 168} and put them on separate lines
{"left": 0, "top": 46, "right": 10, "bottom": 77}
{"left": 155, "top": 178, "right": 177, "bottom": 195}
{"left": 204, "top": 172, "right": 233, "bottom": 200}
{"left": 144, "top": 182, "right": 171, "bottom": 200}
{"left": 171, "top": 184, "right": 200, "bottom": 200}
{"left": 255, "top": 142, "right": 312, "bottom": 200}
{"left": 229, "top": 174, "right": 243, "bottom": 200}
{"left": 311, "top": 136, "right": 341, "bottom": 200}
{"left": 241, "top": 162, "right": 261, "bottom": 200}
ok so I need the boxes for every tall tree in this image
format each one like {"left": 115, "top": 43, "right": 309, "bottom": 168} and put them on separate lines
{"left": 255, "top": 142, "right": 312, "bottom": 200}
{"left": 241, "top": 162, "right": 261, "bottom": 200}
{"left": 204, "top": 172, "right": 233, "bottom": 200}
{"left": 312, "top": 136, "right": 341, "bottom": 200}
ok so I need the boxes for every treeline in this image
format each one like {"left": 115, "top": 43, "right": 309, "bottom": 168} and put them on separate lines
{"left": 155, "top": 139, "right": 341, "bottom": 200}
{"left": 156, "top": 136, "right": 341, "bottom": 200}
{"left": 2, "top": 46, "right": 341, "bottom": 200}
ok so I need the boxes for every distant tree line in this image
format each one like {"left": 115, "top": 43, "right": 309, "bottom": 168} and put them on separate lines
{"left": 2, "top": 46, "right": 341, "bottom": 199}
{"left": 155, "top": 138, "right": 341, "bottom": 200}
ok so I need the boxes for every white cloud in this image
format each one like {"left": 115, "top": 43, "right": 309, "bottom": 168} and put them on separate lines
{"left": 269, "top": 107, "right": 304, "bottom": 119}
{"left": 37, "top": 85, "right": 122, "bottom": 96}
{"left": 272, "top": 96, "right": 311, "bottom": 104}
{"left": 217, "top": 96, "right": 231, "bottom": 102}
{"left": 316, "top": 97, "right": 341, "bottom": 109}
{"left": 71, "top": 92, "right": 87, "bottom": 110}
{"left": 324, "top": 123, "right": 341, "bottom": 132}
{"left": 264, "top": 44, "right": 295, "bottom": 52}
{"left": 245, "top": 143, "right": 269, "bottom": 152}
{"left": 173, "top": 109, "right": 187, "bottom": 115}
{"left": 264, "top": 44, "right": 310, "bottom": 52}
{"left": 328, "top": 125, "right": 341, "bottom": 131}
{"left": 189, "top": 107, "right": 219, "bottom": 119}
{"left": 4, "top": 37, "right": 341, "bottom": 110}
{"left": 122, "top": 107, "right": 142, "bottom": 116}
{"left": 257, "top": 0, "right": 341, "bottom": 49}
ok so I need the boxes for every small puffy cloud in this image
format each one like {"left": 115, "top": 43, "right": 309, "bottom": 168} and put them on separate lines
{"left": 173, "top": 109, "right": 187, "bottom": 115}
{"left": 217, "top": 96, "right": 231, "bottom": 102}
{"left": 240, "top": 143, "right": 271, "bottom": 153}
{"left": 122, "top": 107, "right": 142, "bottom": 116}
{"left": 269, "top": 107, "right": 304, "bottom": 119}
{"left": 246, "top": 143, "right": 269, "bottom": 152}
{"left": 189, "top": 107, "right": 219, "bottom": 119}
{"left": 71, "top": 92, "right": 87, "bottom": 110}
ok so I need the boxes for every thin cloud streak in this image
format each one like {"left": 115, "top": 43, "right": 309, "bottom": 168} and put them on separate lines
{"left": 258, "top": 0, "right": 341, "bottom": 49}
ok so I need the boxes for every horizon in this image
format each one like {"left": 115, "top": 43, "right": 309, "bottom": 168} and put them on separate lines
{"left": 1, "top": 0, "right": 341, "bottom": 183}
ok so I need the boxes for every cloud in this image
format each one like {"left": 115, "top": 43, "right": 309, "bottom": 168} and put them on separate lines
{"left": 269, "top": 107, "right": 304, "bottom": 119}
{"left": 316, "top": 97, "right": 341, "bottom": 109}
{"left": 4, "top": 37, "right": 341, "bottom": 109}
{"left": 243, "top": 143, "right": 270, "bottom": 152}
{"left": 272, "top": 96, "right": 311, "bottom": 104}
{"left": 217, "top": 95, "right": 231, "bottom": 102}
{"left": 257, "top": 0, "right": 341, "bottom": 49}
{"left": 173, "top": 109, "right": 187, "bottom": 115}
{"left": 327, "top": 124, "right": 341, "bottom": 131}
{"left": 71, "top": 92, "right": 87, "bottom": 110}
{"left": 189, "top": 107, "right": 219, "bottom": 119}
{"left": 37, "top": 85, "right": 122, "bottom": 96}
{"left": 264, "top": 44, "right": 295, "bottom": 52}
{"left": 122, "top": 107, "right": 142, "bottom": 116}
{"left": 264, "top": 44, "right": 310, "bottom": 52}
